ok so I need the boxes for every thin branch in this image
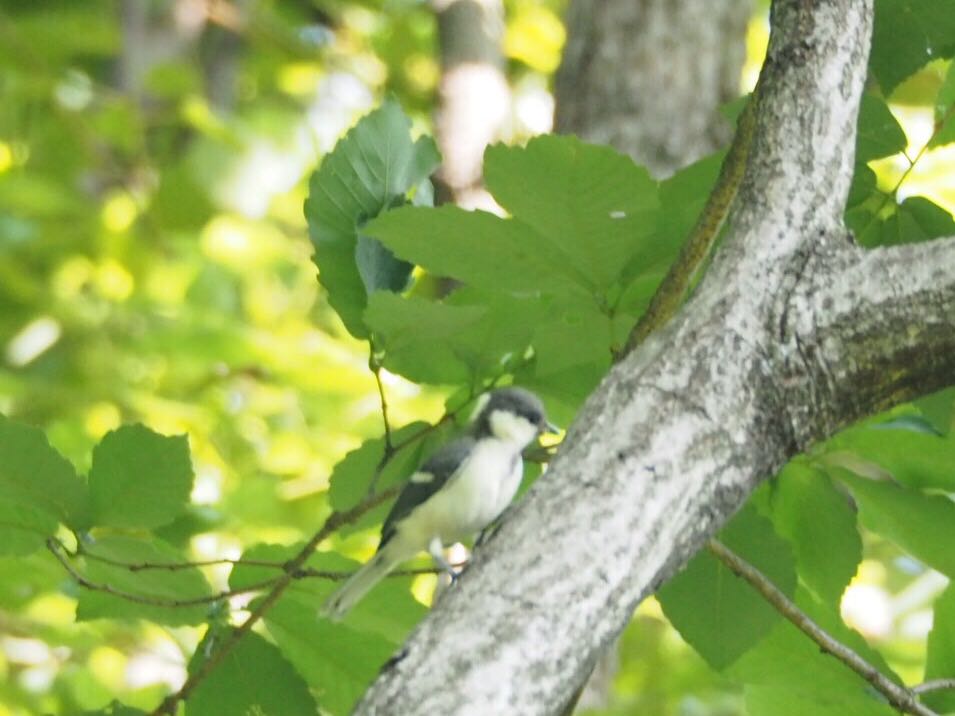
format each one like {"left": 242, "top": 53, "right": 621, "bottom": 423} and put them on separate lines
{"left": 913, "top": 680, "right": 955, "bottom": 696}
{"left": 369, "top": 345, "right": 394, "bottom": 454}
{"left": 77, "top": 548, "right": 287, "bottom": 572}
{"left": 149, "top": 485, "right": 399, "bottom": 716}
{"left": 708, "top": 540, "right": 937, "bottom": 716}
{"left": 50, "top": 536, "right": 462, "bottom": 610}
{"left": 48, "top": 538, "right": 281, "bottom": 608}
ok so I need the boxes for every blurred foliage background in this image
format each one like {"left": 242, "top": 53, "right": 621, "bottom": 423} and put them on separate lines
{"left": 1, "top": 1, "right": 954, "bottom": 714}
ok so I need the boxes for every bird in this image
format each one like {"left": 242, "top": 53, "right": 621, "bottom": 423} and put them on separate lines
{"left": 320, "top": 386, "right": 556, "bottom": 620}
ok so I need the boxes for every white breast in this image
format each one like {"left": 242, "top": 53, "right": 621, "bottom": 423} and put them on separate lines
{"left": 391, "top": 438, "right": 524, "bottom": 552}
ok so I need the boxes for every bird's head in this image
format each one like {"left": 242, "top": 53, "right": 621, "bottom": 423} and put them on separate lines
{"left": 471, "top": 387, "right": 558, "bottom": 447}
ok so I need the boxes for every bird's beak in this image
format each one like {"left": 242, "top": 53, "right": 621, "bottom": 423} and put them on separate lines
{"left": 542, "top": 419, "right": 560, "bottom": 435}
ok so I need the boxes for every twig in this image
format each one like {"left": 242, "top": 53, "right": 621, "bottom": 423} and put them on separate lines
{"left": 913, "top": 680, "right": 955, "bottom": 696}
{"left": 47, "top": 538, "right": 281, "bottom": 608}
{"left": 50, "top": 537, "right": 460, "bottom": 609}
{"left": 708, "top": 540, "right": 937, "bottom": 716}
{"left": 369, "top": 345, "right": 393, "bottom": 454}
{"left": 78, "top": 548, "right": 287, "bottom": 572}
{"left": 858, "top": 101, "right": 955, "bottom": 240}
{"left": 149, "top": 485, "right": 399, "bottom": 716}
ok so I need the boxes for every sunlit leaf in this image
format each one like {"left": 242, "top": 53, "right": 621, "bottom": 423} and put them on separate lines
{"left": 304, "top": 101, "right": 440, "bottom": 337}
{"left": 855, "top": 94, "right": 907, "bottom": 162}
{"left": 836, "top": 471, "right": 955, "bottom": 577}
{"left": 732, "top": 589, "right": 897, "bottom": 716}
{"left": 769, "top": 463, "right": 861, "bottom": 604}
{"left": 89, "top": 424, "right": 194, "bottom": 530}
{"left": 871, "top": 0, "right": 955, "bottom": 94}
{"left": 0, "top": 414, "right": 90, "bottom": 530}
{"left": 483, "top": 135, "right": 659, "bottom": 290}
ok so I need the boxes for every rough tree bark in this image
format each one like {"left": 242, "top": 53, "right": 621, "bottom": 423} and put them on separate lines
{"left": 555, "top": 0, "right": 752, "bottom": 177}
{"left": 356, "top": 0, "right": 955, "bottom": 713}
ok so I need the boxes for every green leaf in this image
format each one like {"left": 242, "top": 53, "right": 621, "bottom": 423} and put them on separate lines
{"left": 0, "top": 499, "right": 58, "bottom": 556}
{"left": 89, "top": 424, "right": 194, "bottom": 530}
{"left": 827, "top": 420, "right": 955, "bottom": 490}
{"left": 366, "top": 204, "right": 580, "bottom": 294}
{"left": 871, "top": 0, "right": 955, "bottom": 95}
{"left": 365, "top": 292, "right": 487, "bottom": 384}
{"left": 231, "top": 545, "right": 426, "bottom": 645}
{"left": 836, "top": 471, "right": 955, "bottom": 577}
{"left": 846, "top": 164, "right": 877, "bottom": 209}
{"left": 355, "top": 231, "right": 413, "bottom": 294}
{"left": 925, "top": 583, "right": 955, "bottom": 713}
{"left": 76, "top": 535, "right": 212, "bottom": 625}
{"left": 366, "top": 289, "right": 545, "bottom": 385}
{"left": 930, "top": 61, "right": 955, "bottom": 148}
{"left": 186, "top": 629, "right": 317, "bottom": 716}
{"left": 264, "top": 595, "right": 396, "bottom": 715}
{"left": 658, "top": 503, "right": 796, "bottom": 670}
{"left": 916, "top": 386, "right": 955, "bottom": 435}
{"left": 769, "top": 463, "right": 861, "bottom": 604}
{"left": 0, "top": 414, "right": 90, "bottom": 530}
{"left": 880, "top": 196, "right": 955, "bottom": 246}
{"left": 731, "top": 588, "right": 898, "bottom": 716}
{"left": 483, "top": 135, "right": 659, "bottom": 290}
{"left": 855, "top": 94, "right": 907, "bottom": 163}
{"left": 304, "top": 101, "right": 440, "bottom": 337}
{"left": 327, "top": 421, "right": 432, "bottom": 513}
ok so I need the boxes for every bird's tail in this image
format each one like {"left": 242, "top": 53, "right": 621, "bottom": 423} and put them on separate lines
{"left": 320, "top": 549, "right": 399, "bottom": 621}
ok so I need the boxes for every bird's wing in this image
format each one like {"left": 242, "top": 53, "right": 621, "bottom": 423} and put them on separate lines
{"left": 378, "top": 436, "right": 476, "bottom": 550}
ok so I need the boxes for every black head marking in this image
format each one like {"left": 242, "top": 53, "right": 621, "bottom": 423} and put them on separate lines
{"left": 472, "top": 387, "right": 550, "bottom": 436}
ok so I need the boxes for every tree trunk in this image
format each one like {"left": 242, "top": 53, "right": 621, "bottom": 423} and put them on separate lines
{"left": 433, "top": 0, "right": 510, "bottom": 211}
{"left": 354, "top": 0, "right": 955, "bottom": 712}
{"left": 555, "top": 0, "right": 752, "bottom": 177}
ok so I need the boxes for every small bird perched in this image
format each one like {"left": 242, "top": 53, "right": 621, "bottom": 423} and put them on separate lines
{"left": 321, "top": 386, "right": 556, "bottom": 620}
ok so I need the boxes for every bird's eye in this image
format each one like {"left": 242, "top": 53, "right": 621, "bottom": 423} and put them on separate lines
{"left": 525, "top": 409, "right": 542, "bottom": 424}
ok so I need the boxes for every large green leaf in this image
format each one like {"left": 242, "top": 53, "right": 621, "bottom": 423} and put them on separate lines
{"left": 827, "top": 420, "right": 955, "bottom": 490}
{"left": 365, "top": 292, "right": 487, "bottom": 384}
{"left": 88, "top": 424, "right": 194, "bottom": 530}
{"left": 365, "top": 290, "right": 544, "bottom": 385}
{"left": 731, "top": 588, "right": 898, "bottom": 716}
{"left": 186, "top": 629, "right": 317, "bottom": 716}
{"left": 76, "top": 535, "right": 212, "bottom": 625}
{"left": 871, "top": 0, "right": 955, "bottom": 95}
{"left": 855, "top": 94, "right": 907, "bottom": 163}
{"left": 925, "top": 583, "right": 955, "bottom": 713}
{"left": 483, "top": 135, "right": 659, "bottom": 290}
{"left": 836, "top": 472, "right": 955, "bottom": 577}
{"left": 770, "top": 463, "right": 861, "bottom": 604}
{"left": 366, "top": 204, "right": 581, "bottom": 294}
{"left": 0, "top": 414, "right": 89, "bottom": 530}
{"left": 658, "top": 503, "right": 796, "bottom": 670}
{"left": 0, "top": 499, "right": 58, "bottom": 556}
{"left": 304, "top": 101, "right": 440, "bottom": 337}
{"left": 264, "top": 595, "right": 396, "bottom": 715}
